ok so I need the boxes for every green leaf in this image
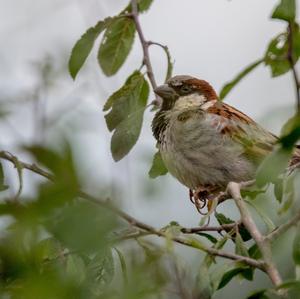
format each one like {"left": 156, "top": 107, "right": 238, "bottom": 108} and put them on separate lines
{"left": 256, "top": 147, "right": 292, "bottom": 187}
{"left": 245, "top": 200, "right": 276, "bottom": 231}
{"left": 88, "top": 249, "right": 115, "bottom": 285}
{"left": 104, "top": 71, "right": 149, "bottom": 161}
{"left": 138, "top": 0, "right": 153, "bottom": 12}
{"left": 0, "top": 162, "right": 8, "bottom": 191}
{"left": 264, "top": 33, "right": 290, "bottom": 77}
{"left": 276, "top": 280, "right": 300, "bottom": 290}
{"left": 272, "top": 0, "right": 296, "bottom": 22}
{"left": 66, "top": 254, "right": 86, "bottom": 283}
{"left": 98, "top": 17, "right": 135, "bottom": 76}
{"left": 293, "top": 225, "right": 300, "bottom": 265}
{"left": 110, "top": 108, "right": 146, "bottom": 161}
{"left": 25, "top": 144, "right": 75, "bottom": 178}
{"left": 278, "top": 185, "right": 294, "bottom": 215}
{"left": 148, "top": 151, "right": 168, "bottom": 178}
{"left": 46, "top": 202, "right": 117, "bottom": 253}
{"left": 247, "top": 289, "right": 269, "bottom": 299}
{"left": 273, "top": 178, "right": 284, "bottom": 203}
{"left": 240, "top": 267, "right": 254, "bottom": 281}
{"left": 242, "top": 188, "right": 266, "bottom": 200}
{"left": 219, "top": 59, "right": 263, "bottom": 100}
{"left": 218, "top": 267, "right": 252, "bottom": 290}
{"left": 195, "top": 262, "right": 214, "bottom": 299}
{"left": 164, "top": 222, "right": 182, "bottom": 250}
{"left": 25, "top": 145, "right": 80, "bottom": 208}
{"left": 209, "top": 262, "right": 233, "bottom": 292}
{"left": 280, "top": 113, "right": 300, "bottom": 148}
{"left": 294, "top": 26, "right": 300, "bottom": 56}
{"left": 239, "top": 226, "right": 252, "bottom": 242}
{"left": 281, "top": 113, "right": 300, "bottom": 137}
{"left": 217, "top": 268, "right": 242, "bottom": 289}
{"left": 114, "top": 247, "right": 128, "bottom": 284}
{"left": 215, "top": 212, "right": 251, "bottom": 241}
{"left": 257, "top": 114, "right": 300, "bottom": 186}
{"left": 203, "top": 235, "right": 228, "bottom": 268}
{"left": 197, "top": 233, "right": 218, "bottom": 244}
{"left": 215, "top": 212, "right": 234, "bottom": 225}
{"left": 235, "top": 232, "right": 249, "bottom": 257}
{"left": 278, "top": 193, "right": 294, "bottom": 215}
{"left": 248, "top": 244, "right": 262, "bottom": 259}
{"left": 36, "top": 237, "right": 63, "bottom": 263}
{"left": 69, "top": 18, "right": 111, "bottom": 79}
{"left": 125, "top": 0, "right": 154, "bottom": 13}
{"left": 104, "top": 71, "right": 147, "bottom": 126}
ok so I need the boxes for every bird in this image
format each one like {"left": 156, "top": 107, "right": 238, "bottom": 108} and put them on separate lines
{"left": 151, "top": 75, "right": 300, "bottom": 212}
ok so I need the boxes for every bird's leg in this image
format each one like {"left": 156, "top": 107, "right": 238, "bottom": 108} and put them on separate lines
{"left": 189, "top": 189, "right": 195, "bottom": 204}
{"left": 190, "top": 185, "right": 219, "bottom": 214}
{"left": 189, "top": 186, "right": 209, "bottom": 214}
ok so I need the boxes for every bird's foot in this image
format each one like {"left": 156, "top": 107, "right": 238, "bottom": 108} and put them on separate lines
{"left": 189, "top": 186, "right": 219, "bottom": 214}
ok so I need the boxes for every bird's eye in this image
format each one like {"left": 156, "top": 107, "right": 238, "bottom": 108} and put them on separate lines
{"left": 180, "top": 85, "right": 191, "bottom": 94}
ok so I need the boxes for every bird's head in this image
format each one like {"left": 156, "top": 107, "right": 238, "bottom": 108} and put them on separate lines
{"left": 154, "top": 75, "right": 218, "bottom": 110}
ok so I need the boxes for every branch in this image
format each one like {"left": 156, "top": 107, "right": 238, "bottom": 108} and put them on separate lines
{"left": 131, "top": 0, "right": 156, "bottom": 89}
{"left": 181, "top": 223, "right": 238, "bottom": 234}
{"left": 0, "top": 150, "right": 264, "bottom": 270}
{"left": 0, "top": 151, "right": 54, "bottom": 181}
{"left": 227, "top": 182, "right": 283, "bottom": 288}
{"left": 287, "top": 22, "right": 300, "bottom": 114}
{"left": 266, "top": 209, "right": 300, "bottom": 242}
{"left": 115, "top": 226, "right": 264, "bottom": 269}
{"left": 130, "top": 0, "right": 162, "bottom": 106}
{"left": 148, "top": 41, "right": 173, "bottom": 82}
{"left": 2, "top": 152, "right": 24, "bottom": 203}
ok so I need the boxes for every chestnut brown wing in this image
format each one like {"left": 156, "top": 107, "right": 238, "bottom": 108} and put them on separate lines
{"left": 206, "top": 102, "right": 278, "bottom": 164}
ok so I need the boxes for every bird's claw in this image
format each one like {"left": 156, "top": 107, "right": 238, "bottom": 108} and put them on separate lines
{"left": 189, "top": 186, "right": 218, "bottom": 214}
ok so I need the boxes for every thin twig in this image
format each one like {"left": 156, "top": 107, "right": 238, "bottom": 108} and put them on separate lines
{"left": 113, "top": 231, "right": 152, "bottom": 242}
{"left": 148, "top": 41, "right": 173, "bottom": 82}
{"left": 165, "top": 236, "right": 264, "bottom": 269}
{"left": 227, "top": 182, "right": 283, "bottom": 288}
{"left": 5, "top": 152, "right": 23, "bottom": 203}
{"left": 0, "top": 151, "right": 54, "bottom": 181}
{"left": 130, "top": 0, "right": 163, "bottom": 106}
{"left": 287, "top": 22, "right": 300, "bottom": 114}
{"left": 266, "top": 209, "right": 300, "bottom": 242}
{"left": 131, "top": 0, "right": 157, "bottom": 90}
{"left": 0, "top": 151, "right": 264, "bottom": 270}
{"left": 181, "top": 223, "right": 238, "bottom": 234}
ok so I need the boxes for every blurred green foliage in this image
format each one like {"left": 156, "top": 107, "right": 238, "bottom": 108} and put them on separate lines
{"left": 0, "top": 144, "right": 172, "bottom": 298}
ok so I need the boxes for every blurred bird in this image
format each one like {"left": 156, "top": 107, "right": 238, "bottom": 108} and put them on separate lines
{"left": 152, "top": 75, "right": 300, "bottom": 211}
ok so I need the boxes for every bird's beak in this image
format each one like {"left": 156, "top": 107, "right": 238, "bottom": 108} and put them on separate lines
{"left": 154, "top": 84, "right": 177, "bottom": 99}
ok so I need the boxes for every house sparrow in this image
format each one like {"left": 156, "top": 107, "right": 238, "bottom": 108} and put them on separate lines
{"left": 152, "top": 75, "right": 300, "bottom": 211}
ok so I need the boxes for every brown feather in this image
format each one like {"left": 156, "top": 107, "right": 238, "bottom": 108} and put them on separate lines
{"left": 184, "top": 79, "right": 218, "bottom": 101}
{"left": 207, "top": 102, "right": 278, "bottom": 164}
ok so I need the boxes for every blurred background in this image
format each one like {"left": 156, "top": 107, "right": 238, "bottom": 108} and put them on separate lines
{"left": 0, "top": 0, "right": 299, "bottom": 298}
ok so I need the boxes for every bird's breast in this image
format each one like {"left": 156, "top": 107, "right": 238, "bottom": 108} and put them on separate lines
{"left": 158, "top": 110, "right": 254, "bottom": 189}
